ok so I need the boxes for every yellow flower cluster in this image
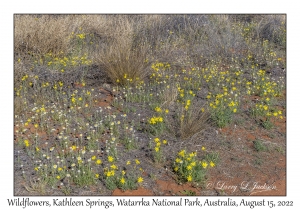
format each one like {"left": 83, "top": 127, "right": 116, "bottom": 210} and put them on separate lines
{"left": 105, "top": 170, "right": 115, "bottom": 177}
{"left": 149, "top": 116, "right": 163, "bottom": 124}
{"left": 21, "top": 75, "right": 29, "bottom": 81}
{"left": 41, "top": 53, "right": 92, "bottom": 69}
{"left": 173, "top": 149, "right": 215, "bottom": 183}
{"left": 76, "top": 33, "right": 86, "bottom": 39}
{"left": 24, "top": 139, "right": 30, "bottom": 147}
{"left": 208, "top": 92, "right": 239, "bottom": 113}
{"left": 153, "top": 137, "right": 167, "bottom": 153}
{"left": 254, "top": 102, "right": 283, "bottom": 119}
{"left": 151, "top": 62, "right": 170, "bottom": 71}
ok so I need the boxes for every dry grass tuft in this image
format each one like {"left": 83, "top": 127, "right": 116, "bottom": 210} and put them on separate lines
{"left": 23, "top": 178, "right": 47, "bottom": 195}
{"left": 14, "top": 15, "right": 71, "bottom": 57}
{"left": 178, "top": 103, "right": 210, "bottom": 140}
{"left": 14, "top": 96, "right": 24, "bottom": 116}
{"left": 92, "top": 16, "right": 151, "bottom": 85}
{"left": 160, "top": 85, "right": 178, "bottom": 108}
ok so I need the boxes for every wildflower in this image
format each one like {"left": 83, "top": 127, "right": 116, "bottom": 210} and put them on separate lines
{"left": 175, "top": 158, "right": 182, "bottom": 163}
{"left": 201, "top": 161, "right": 208, "bottom": 169}
{"left": 34, "top": 124, "right": 39, "bottom": 128}
{"left": 178, "top": 150, "right": 185, "bottom": 157}
{"left": 120, "top": 177, "right": 126, "bottom": 184}
{"left": 137, "top": 177, "right": 144, "bottom": 183}
{"left": 126, "top": 161, "right": 131, "bottom": 165}
{"left": 106, "top": 170, "right": 115, "bottom": 177}
{"left": 135, "top": 159, "right": 140, "bottom": 165}
{"left": 91, "top": 155, "right": 96, "bottom": 160}
{"left": 149, "top": 117, "right": 157, "bottom": 124}
{"left": 210, "top": 161, "right": 215, "bottom": 167}
{"left": 96, "top": 159, "right": 102, "bottom": 165}
{"left": 189, "top": 152, "right": 196, "bottom": 157}
{"left": 201, "top": 146, "right": 206, "bottom": 151}
{"left": 155, "top": 107, "right": 162, "bottom": 112}
{"left": 162, "top": 140, "right": 168, "bottom": 144}
{"left": 95, "top": 174, "right": 99, "bottom": 178}
{"left": 53, "top": 165, "right": 57, "bottom": 169}
{"left": 58, "top": 167, "right": 63, "bottom": 171}
{"left": 165, "top": 109, "right": 169, "bottom": 114}
{"left": 154, "top": 147, "right": 160, "bottom": 152}
{"left": 110, "top": 164, "right": 117, "bottom": 170}
{"left": 122, "top": 170, "right": 126, "bottom": 175}
{"left": 34, "top": 167, "right": 39, "bottom": 171}
{"left": 24, "top": 140, "right": 30, "bottom": 147}
{"left": 154, "top": 137, "right": 160, "bottom": 143}
{"left": 108, "top": 156, "right": 114, "bottom": 162}
{"left": 187, "top": 175, "right": 193, "bottom": 182}
{"left": 174, "top": 166, "right": 179, "bottom": 172}
{"left": 186, "top": 165, "right": 192, "bottom": 170}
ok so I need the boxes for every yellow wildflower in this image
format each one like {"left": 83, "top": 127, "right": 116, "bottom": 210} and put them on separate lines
{"left": 120, "top": 177, "right": 126, "bottom": 184}
{"left": 202, "top": 161, "right": 208, "bottom": 169}
{"left": 178, "top": 150, "right": 185, "bottom": 157}
{"left": 137, "top": 177, "right": 144, "bottom": 183}
{"left": 108, "top": 156, "right": 114, "bottom": 162}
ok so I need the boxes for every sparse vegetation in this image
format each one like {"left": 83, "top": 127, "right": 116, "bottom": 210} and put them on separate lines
{"left": 253, "top": 140, "right": 268, "bottom": 152}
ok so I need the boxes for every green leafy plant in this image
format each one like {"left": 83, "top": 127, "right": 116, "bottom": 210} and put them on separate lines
{"left": 173, "top": 149, "right": 215, "bottom": 184}
{"left": 253, "top": 140, "right": 267, "bottom": 152}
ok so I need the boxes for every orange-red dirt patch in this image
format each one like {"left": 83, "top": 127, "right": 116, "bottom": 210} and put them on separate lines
{"left": 112, "top": 187, "right": 154, "bottom": 196}
{"left": 155, "top": 180, "right": 200, "bottom": 196}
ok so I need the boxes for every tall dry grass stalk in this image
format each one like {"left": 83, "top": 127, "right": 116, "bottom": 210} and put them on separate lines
{"left": 160, "top": 85, "right": 178, "bottom": 108}
{"left": 179, "top": 104, "right": 210, "bottom": 140}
